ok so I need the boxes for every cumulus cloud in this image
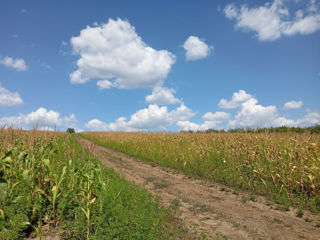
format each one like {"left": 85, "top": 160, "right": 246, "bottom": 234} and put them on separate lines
{"left": 228, "top": 98, "right": 280, "bottom": 128}
{"left": 85, "top": 119, "right": 108, "bottom": 131}
{"left": 176, "top": 120, "right": 203, "bottom": 131}
{"left": 128, "top": 105, "right": 171, "bottom": 129}
{"left": 203, "top": 111, "right": 230, "bottom": 122}
{"left": 0, "top": 85, "right": 23, "bottom": 107}
{"left": 224, "top": 0, "right": 320, "bottom": 41}
{"left": 222, "top": 90, "right": 315, "bottom": 129}
{"left": 218, "top": 90, "right": 294, "bottom": 128}
{"left": 177, "top": 111, "right": 230, "bottom": 131}
{"left": 296, "top": 110, "right": 320, "bottom": 127}
{"left": 218, "top": 90, "right": 253, "bottom": 109}
{"left": 170, "top": 103, "right": 196, "bottom": 122}
{"left": 183, "top": 36, "right": 213, "bottom": 61}
{"left": 0, "top": 56, "right": 28, "bottom": 71}
{"left": 145, "top": 87, "right": 181, "bottom": 105}
{"left": 97, "top": 80, "right": 113, "bottom": 90}
{"left": 85, "top": 103, "right": 196, "bottom": 131}
{"left": 70, "top": 18, "right": 175, "bottom": 89}
{"left": 283, "top": 100, "right": 303, "bottom": 109}
{"left": 0, "top": 107, "right": 77, "bottom": 129}
{"left": 218, "top": 90, "right": 319, "bottom": 129}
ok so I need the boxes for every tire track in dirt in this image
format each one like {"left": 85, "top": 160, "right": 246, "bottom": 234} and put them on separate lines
{"left": 76, "top": 136, "right": 320, "bottom": 240}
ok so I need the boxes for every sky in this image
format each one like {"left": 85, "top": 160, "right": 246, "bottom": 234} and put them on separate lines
{"left": 0, "top": 0, "right": 319, "bottom": 132}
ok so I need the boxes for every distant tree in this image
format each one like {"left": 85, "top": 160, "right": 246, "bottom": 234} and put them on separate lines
{"left": 66, "top": 128, "right": 75, "bottom": 134}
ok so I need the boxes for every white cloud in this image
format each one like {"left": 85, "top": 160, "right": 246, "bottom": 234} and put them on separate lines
{"left": 224, "top": 0, "right": 320, "bottom": 41}
{"left": 170, "top": 103, "right": 196, "bottom": 121}
{"left": 283, "top": 100, "right": 303, "bottom": 109}
{"left": 145, "top": 87, "right": 181, "bottom": 105}
{"left": 108, "top": 117, "right": 135, "bottom": 131}
{"left": 0, "top": 108, "right": 77, "bottom": 129}
{"left": 85, "top": 117, "right": 136, "bottom": 132}
{"left": 203, "top": 111, "right": 230, "bottom": 122}
{"left": 70, "top": 18, "right": 175, "bottom": 89}
{"left": 0, "top": 85, "right": 23, "bottom": 107}
{"left": 177, "top": 111, "right": 230, "bottom": 131}
{"left": 183, "top": 36, "right": 213, "bottom": 61}
{"left": 85, "top": 102, "right": 196, "bottom": 131}
{"left": 273, "top": 116, "right": 295, "bottom": 126}
{"left": 224, "top": 4, "right": 238, "bottom": 19}
{"left": 61, "top": 40, "right": 68, "bottom": 46}
{"left": 97, "top": 80, "right": 113, "bottom": 90}
{"left": 228, "top": 98, "right": 280, "bottom": 128}
{"left": 0, "top": 56, "right": 28, "bottom": 71}
{"left": 40, "top": 62, "right": 52, "bottom": 69}
{"left": 296, "top": 110, "right": 320, "bottom": 126}
{"left": 85, "top": 119, "right": 108, "bottom": 131}
{"left": 177, "top": 121, "right": 202, "bottom": 131}
{"left": 128, "top": 104, "right": 171, "bottom": 129}
{"left": 218, "top": 90, "right": 319, "bottom": 129}
{"left": 218, "top": 89, "right": 253, "bottom": 109}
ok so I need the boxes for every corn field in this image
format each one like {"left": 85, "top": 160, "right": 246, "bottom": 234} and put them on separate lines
{"left": 81, "top": 131, "right": 320, "bottom": 212}
{"left": 0, "top": 129, "right": 187, "bottom": 240}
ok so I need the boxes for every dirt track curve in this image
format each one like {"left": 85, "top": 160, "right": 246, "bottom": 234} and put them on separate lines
{"left": 77, "top": 136, "right": 320, "bottom": 240}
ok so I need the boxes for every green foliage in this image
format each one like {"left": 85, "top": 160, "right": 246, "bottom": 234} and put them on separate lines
{"left": 296, "top": 206, "right": 304, "bottom": 218}
{"left": 0, "top": 131, "right": 186, "bottom": 239}
{"left": 66, "top": 128, "right": 75, "bottom": 134}
{"left": 182, "top": 125, "right": 320, "bottom": 134}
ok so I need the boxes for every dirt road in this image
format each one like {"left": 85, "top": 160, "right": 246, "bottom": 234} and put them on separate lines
{"left": 77, "top": 136, "right": 320, "bottom": 240}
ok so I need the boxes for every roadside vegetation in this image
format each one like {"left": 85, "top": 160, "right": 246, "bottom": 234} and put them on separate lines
{"left": 80, "top": 129, "right": 320, "bottom": 213}
{"left": 0, "top": 128, "right": 190, "bottom": 240}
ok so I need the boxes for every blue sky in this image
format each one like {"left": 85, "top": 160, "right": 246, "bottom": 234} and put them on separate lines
{"left": 0, "top": 0, "right": 319, "bottom": 132}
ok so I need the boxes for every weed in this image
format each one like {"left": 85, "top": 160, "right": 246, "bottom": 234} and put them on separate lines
{"left": 214, "top": 232, "right": 228, "bottom": 240}
{"left": 273, "top": 218, "right": 284, "bottom": 224}
{"left": 241, "top": 196, "right": 248, "bottom": 203}
{"left": 153, "top": 180, "right": 171, "bottom": 189}
{"left": 296, "top": 207, "right": 304, "bottom": 218}
{"left": 211, "top": 195, "right": 223, "bottom": 201}
{"left": 250, "top": 194, "right": 257, "bottom": 202}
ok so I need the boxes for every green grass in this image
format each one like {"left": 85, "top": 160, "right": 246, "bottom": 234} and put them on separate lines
{"left": 0, "top": 130, "right": 190, "bottom": 239}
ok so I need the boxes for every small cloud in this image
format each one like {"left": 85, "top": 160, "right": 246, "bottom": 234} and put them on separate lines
{"left": 39, "top": 61, "right": 52, "bottom": 69}
{"left": 145, "top": 87, "right": 181, "bottom": 105}
{"left": 21, "top": 9, "right": 27, "bottom": 13}
{"left": 177, "top": 111, "right": 230, "bottom": 131}
{"left": 218, "top": 90, "right": 253, "bottom": 109}
{"left": 223, "top": 0, "right": 320, "bottom": 41}
{"left": 61, "top": 40, "right": 68, "bottom": 46}
{"left": 0, "top": 56, "right": 28, "bottom": 71}
{"left": 12, "top": 34, "right": 19, "bottom": 38}
{"left": 283, "top": 100, "right": 303, "bottom": 109}
{"left": 0, "top": 84, "right": 24, "bottom": 107}
{"left": 183, "top": 36, "right": 213, "bottom": 61}
{"left": 97, "top": 80, "right": 113, "bottom": 90}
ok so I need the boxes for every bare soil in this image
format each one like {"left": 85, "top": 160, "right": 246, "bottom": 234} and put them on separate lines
{"left": 77, "top": 136, "right": 320, "bottom": 240}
